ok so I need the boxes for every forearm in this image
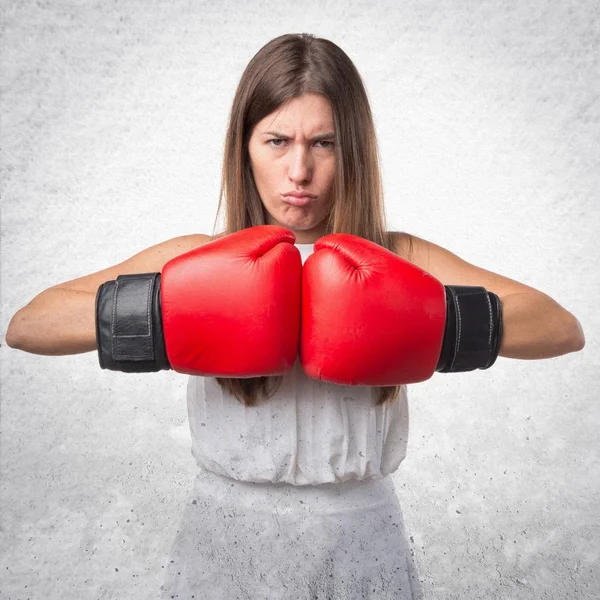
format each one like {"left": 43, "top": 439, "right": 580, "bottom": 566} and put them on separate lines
{"left": 498, "top": 292, "right": 585, "bottom": 359}
{"left": 6, "top": 288, "right": 97, "bottom": 355}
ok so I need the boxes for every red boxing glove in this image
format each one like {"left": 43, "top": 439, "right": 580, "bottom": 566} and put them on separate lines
{"left": 162, "top": 225, "right": 302, "bottom": 375}
{"left": 96, "top": 225, "right": 302, "bottom": 377}
{"left": 300, "top": 234, "right": 446, "bottom": 386}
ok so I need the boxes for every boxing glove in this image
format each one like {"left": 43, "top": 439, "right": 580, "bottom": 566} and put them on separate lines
{"left": 300, "top": 234, "right": 502, "bottom": 386}
{"left": 96, "top": 225, "right": 302, "bottom": 377}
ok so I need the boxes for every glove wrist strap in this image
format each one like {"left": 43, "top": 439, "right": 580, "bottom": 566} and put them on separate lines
{"left": 436, "top": 285, "right": 503, "bottom": 373}
{"left": 95, "top": 273, "right": 170, "bottom": 372}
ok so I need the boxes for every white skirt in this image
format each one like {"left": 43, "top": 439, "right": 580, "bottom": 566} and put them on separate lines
{"left": 160, "top": 468, "right": 421, "bottom": 599}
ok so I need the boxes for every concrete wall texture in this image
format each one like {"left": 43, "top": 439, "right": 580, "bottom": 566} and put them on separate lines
{"left": 1, "top": 1, "right": 598, "bottom": 598}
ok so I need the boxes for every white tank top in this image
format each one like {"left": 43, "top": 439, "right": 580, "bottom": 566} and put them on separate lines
{"left": 185, "top": 242, "right": 409, "bottom": 486}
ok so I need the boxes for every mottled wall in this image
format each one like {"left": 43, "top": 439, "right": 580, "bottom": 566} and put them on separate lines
{"left": 1, "top": 1, "right": 598, "bottom": 598}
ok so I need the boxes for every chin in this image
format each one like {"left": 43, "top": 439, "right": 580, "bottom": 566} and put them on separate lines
{"left": 269, "top": 216, "right": 310, "bottom": 231}
{"left": 265, "top": 207, "right": 326, "bottom": 233}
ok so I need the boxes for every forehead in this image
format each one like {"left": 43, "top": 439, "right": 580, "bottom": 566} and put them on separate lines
{"left": 259, "top": 93, "right": 334, "bottom": 132}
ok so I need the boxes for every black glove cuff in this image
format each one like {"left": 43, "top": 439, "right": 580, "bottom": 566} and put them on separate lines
{"left": 436, "top": 285, "right": 503, "bottom": 373}
{"left": 95, "top": 273, "right": 170, "bottom": 372}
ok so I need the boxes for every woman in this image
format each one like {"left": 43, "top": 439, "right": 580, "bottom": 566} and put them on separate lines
{"left": 6, "top": 33, "right": 584, "bottom": 599}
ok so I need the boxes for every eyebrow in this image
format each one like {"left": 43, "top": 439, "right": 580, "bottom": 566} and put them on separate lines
{"left": 263, "top": 130, "right": 336, "bottom": 142}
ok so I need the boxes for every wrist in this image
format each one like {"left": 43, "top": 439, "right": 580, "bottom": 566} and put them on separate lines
{"left": 95, "top": 273, "right": 170, "bottom": 372}
{"left": 436, "top": 285, "right": 503, "bottom": 373}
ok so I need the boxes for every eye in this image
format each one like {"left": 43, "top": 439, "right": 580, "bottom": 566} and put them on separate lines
{"left": 315, "top": 140, "right": 334, "bottom": 149}
{"left": 267, "top": 138, "right": 286, "bottom": 147}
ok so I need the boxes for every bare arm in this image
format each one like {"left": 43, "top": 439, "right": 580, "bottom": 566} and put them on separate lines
{"left": 5, "top": 234, "right": 212, "bottom": 356}
{"left": 394, "top": 232, "right": 585, "bottom": 358}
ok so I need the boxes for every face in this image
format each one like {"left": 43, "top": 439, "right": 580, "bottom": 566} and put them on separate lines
{"left": 247, "top": 93, "right": 336, "bottom": 244}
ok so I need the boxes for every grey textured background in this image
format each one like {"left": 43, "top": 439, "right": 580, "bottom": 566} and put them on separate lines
{"left": 1, "top": 1, "right": 599, "bottom": 598}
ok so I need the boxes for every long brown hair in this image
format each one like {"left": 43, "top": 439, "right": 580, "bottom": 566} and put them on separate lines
{"left": 211, "top": 33, "right": 414, "bottom": 407}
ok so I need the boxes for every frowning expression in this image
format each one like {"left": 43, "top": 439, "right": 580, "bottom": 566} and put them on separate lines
{"left": 248, "top": 93, "right": 336, "bottom": 243}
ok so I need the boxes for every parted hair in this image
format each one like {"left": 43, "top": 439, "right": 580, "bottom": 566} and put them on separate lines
{"left": 212, "top": 33, "right": 413, "bottom": 407}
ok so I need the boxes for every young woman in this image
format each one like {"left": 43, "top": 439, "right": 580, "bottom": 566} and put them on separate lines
{"left": 6, "top": 33, "right": 584, "bottom": 599}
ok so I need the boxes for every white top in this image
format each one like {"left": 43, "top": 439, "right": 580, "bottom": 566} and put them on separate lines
{"left": 185, "top": 242, "right": 409, "bottom": 486}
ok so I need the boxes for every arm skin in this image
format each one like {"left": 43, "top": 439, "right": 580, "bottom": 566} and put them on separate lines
{"left": 394, "top": 232, "right": 585, "bottom": 360}
{"left": 496, "top": 291, "right": 584, "bottom": 359}
{"left": 5, "top": 234, "right": 212, "bottom": 356}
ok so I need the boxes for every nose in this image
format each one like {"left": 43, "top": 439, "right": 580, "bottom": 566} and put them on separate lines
{"left": 287, "top": 145, "right": 312, "bottom": 185}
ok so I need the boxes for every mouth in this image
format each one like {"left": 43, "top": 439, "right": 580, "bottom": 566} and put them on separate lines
{"left": 282, "top": 194, "right": 315, "bottom": 207}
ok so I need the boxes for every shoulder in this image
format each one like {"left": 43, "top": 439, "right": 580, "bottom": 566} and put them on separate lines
{"left": 388, "top": 230, "right": 538, "bottom": 297}
{"left": 51, "top": 233, "right": 215, "bottom": 293}
{"left": 388, "top": 231, "right": 430, "bottom": 270}
{"left": 154, "top": 233, "right": 214, "bottom": 260}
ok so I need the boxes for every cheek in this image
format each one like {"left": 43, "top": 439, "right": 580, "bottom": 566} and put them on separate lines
{"left": 259, "top": 160, "right": 284, "bottom": 191}
{"left": 249, "top": 155, "right": 265, "bottom": 184}
{"left": 248, "top": 142, "right": 267, "bottom": 174}
{"left": 252, "top": 161, "right": 279, "bottom": 202}
{"left": 252, "top": 150, "right": 273, "bottom": 180}
{"left": 255, "top": 164, "right": 275, "bottom": 191}
{"left": 322, "top": 162, "right": 336, "bottom": 188}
